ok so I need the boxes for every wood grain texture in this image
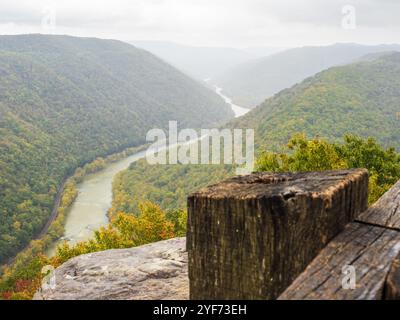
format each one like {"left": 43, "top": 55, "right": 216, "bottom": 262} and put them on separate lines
{"left": 278, "top": 223, "right": 400, "bottom": 300}
{"left": 187, "top": 170, "right": 369, "bottom": 300}
{"left": 384, "top": 252, "right": 400, "bottom": 300}
{"left": 357, "top": 181, "right": 400, "bottom": 230}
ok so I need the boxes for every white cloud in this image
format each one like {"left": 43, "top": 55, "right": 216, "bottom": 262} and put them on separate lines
{"left": 0, "top": 0, "right": 399, "bottom": 47}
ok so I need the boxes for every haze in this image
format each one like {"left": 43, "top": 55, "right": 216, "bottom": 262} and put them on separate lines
{"left": 0, "top": 0, "right": 399, "bottom": 48}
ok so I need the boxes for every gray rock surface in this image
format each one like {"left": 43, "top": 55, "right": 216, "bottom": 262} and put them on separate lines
{"left": 34, "top": 237, "right": 188, "bottom": 300}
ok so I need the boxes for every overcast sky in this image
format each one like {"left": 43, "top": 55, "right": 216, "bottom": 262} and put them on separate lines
{"left": 0, "top": 0, "right": 399, "bottom": 48}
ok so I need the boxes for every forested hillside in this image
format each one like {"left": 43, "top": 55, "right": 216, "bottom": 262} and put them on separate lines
{"left": 215, "top": 43, "right": 400, "bottom": 108}
{"left": 110, "top": 162, "right": 233, "bottom": 214}
{"left": 230, "top": 52, "right": 400, "bottom": 150}
{"left": 0, "top": 34, "right": 233, "bottom": 264}
{"left": 108, "top": 53, "right": 400, "bottom": 218}
{"left": 109, "top": 135, "right": 399, "bottom": 220}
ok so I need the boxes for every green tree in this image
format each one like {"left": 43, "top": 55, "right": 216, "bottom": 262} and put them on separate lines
{"left": 256, "top": 134, "right": 400, "bottom": 204}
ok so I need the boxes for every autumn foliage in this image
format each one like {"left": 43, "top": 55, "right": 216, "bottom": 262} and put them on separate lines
{"left": 0, "top": 201, "right": 182, "bottom": 300}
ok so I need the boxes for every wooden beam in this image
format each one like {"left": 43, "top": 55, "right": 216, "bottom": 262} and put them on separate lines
{"left": 384, "top": 252, "right": 400, "bottom": 300}
{"left": 278, "top": 222, "right": 400, "bottom": 300}
{"left": 357, "top": 181, "right": 400, "bottom": 230}
{"left": 187, "top": 169, "right": 369, "bottom": 299}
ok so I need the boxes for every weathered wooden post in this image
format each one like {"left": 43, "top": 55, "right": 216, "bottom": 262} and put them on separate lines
{"left": 187, "top": 169, "right": 369, "bottom": 299}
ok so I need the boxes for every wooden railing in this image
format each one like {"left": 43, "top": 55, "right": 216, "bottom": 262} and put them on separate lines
{"left": 187, "top": 169, "right": 400, "bottom": 300}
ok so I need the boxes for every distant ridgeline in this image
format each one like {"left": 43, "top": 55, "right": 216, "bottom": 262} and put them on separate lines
{"left": 229, "top": 52, "right": 400, "bottom": 151}
{"left": 0, "top": 34, "right": 233, "bottom": 264}
{"left": 215, "top": 43, "right": 400, "bottom": 108}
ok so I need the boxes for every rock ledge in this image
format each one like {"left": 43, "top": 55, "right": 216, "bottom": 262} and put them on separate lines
{"left": 34, "top": 237, "right": 188, "bottom": 300}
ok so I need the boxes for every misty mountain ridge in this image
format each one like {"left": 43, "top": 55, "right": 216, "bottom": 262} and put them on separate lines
{"left": 131, "top": 40, "right": 285, "bottom": 80}
{"left": 215, "top": 43, "right": 400, "bottom": 108}
{"left": 229, "top": 51, "right": 400, "bottom": 150}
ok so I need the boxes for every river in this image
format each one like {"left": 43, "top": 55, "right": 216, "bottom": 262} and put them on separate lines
{"left": 47, "top": 86, "right": 250, "bottom": 255}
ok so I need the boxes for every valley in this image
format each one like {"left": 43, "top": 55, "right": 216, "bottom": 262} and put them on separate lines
{"left": 0, "top": 33, "right": 399, "bottom": 301}
{"left": 42, "top": 52, "right": 400, "bottom": 257}
{"left": 0, "top": 34, "right": 234, "bottom": 265}
{"left": 46, "top": 86, "right": 249, "bottom": 255}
